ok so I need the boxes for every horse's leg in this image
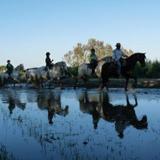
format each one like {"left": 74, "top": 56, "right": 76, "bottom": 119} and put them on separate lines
{"left": 125, "top": 77, "right": 129, "bottom": 91}
{"left": 133, "top": 76, "right": 137, "bottom": 89}
{"left": 100, "top": 77, "right": 108, "bottom": 91}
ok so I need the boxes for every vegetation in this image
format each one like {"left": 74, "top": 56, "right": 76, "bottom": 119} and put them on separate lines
{"left": 134, "top": 60, "right": 160, "bottom": 78}
{"left": 0, "top": 66, "right": 6, "bottom": 73}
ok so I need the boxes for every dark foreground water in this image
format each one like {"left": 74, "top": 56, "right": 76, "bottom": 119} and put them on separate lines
{"left": 0, "top": 88, "right": 160, "bottom": 160}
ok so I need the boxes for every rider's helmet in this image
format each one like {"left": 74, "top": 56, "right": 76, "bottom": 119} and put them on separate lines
{"left": 116, "top": 43, "right": 121, "bottom": 48}
{"left": 91, "top": 48, "right": 95, "bottom": 53}
{"left": 46, "top": 52, "right": 50, "bottom": 56}
{"left": 7, "top": 60, "right": 10, "bottom": 63}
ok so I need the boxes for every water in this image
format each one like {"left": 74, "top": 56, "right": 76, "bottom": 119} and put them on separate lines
{"left": 0, "top": 88, "right": 160, "bottom": 160}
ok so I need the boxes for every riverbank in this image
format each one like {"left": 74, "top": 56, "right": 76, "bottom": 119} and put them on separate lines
{"left": 56, "top": 78, "right": 160, "bottom": 88}
{"left": 1, "top": 78, "right": 160, "bottom": 89}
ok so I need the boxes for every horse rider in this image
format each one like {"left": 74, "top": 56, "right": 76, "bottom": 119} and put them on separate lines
{"left": 6, "top": 60, "right": 14, "bottom": 77}
{"left": 45, "top": 52, "right": 54, "bottom": 70}
{"left": 89, "top": 48, "right": 98, "bottom": 75}
{"left": 112, "top": 43, "right": 128, "bottom": 76}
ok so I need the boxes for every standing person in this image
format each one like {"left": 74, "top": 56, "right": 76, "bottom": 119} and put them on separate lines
{"left": 45, "top": 52, "right": 54, "bottom": 69}
{"left": 112, "top": 43, "right": 128, "bottom": 76}
{"left": 6, "top": 60, "right": 14, "bottom": 77}
{"left": 89, "top": 48, "right": 98, "bottom": 75}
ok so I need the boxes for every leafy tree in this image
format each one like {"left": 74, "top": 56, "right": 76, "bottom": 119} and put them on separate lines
{"left": 64, "top": 38, "right": 133, "bottom": 67}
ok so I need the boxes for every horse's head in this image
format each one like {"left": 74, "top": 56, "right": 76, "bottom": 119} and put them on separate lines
{"left": 15, "top": 64, "right": 25, "bottom": 72}
{"left": 135, "top": 53, "right": 146, "bottom": 67}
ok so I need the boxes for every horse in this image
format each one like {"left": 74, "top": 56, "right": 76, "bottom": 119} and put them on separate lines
{"left": 101, "top": 53, "right": 146, "bottom": 91}
{"left": 26, "top": 61, "right": 69, "bottom": 88}
{"left": 76, "top": 56, "right": 112, "bottom": 86}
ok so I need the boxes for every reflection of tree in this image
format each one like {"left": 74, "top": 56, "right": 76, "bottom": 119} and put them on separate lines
{"left": 37, "top": 91, "right": 69, "bottom": 124}
{"left": 0, "top": 144, "right": 15, "bottom": 160}
{"left": 77, "top": 90, "right": 148, "bottom": 138}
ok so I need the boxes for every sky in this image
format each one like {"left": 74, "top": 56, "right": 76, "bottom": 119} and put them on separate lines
{"left": 0, "top": 0, "right": 160, "bottom": 68}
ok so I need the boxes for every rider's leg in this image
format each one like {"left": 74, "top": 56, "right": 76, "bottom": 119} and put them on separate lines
{"left": 117, "top": 61, "right": 121, "bottom": 75}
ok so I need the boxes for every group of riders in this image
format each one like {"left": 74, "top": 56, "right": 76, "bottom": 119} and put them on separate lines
{"left": 5, "top": 43, "right": 128, "bottom": 78}
{"left": 89, "top": 42, "right": 128, "bottom": 76}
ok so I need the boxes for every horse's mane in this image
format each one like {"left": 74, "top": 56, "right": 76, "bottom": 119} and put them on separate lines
{"left": 126, "top": 52, "right": 145, "bottom": 60}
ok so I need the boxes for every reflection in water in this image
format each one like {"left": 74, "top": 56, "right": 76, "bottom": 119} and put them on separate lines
{"left": 77, "top": 89, "right": 148, "bottom": 138}
{"left": 1, "top": 88, "right": 159, "bottom": 160}
{"left": 102, "top": 92, "right": 148, "bottom": 138}
{"left": 2, "top": 89, "right": 26, "bottom": 114}
{"left": 37, "top": 91, "right": 69, "bottom": 124}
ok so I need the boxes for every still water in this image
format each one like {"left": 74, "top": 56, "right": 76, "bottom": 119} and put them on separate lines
{"left": 0, "top": 88, "right": 160, "bottom": 160}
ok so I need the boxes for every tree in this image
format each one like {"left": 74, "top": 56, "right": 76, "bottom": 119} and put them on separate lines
{"left": 64, "top": 38, "right": 133, "bottom": 67}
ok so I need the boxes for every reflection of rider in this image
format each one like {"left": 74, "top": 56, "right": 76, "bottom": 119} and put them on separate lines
{"left": 47, "top": 98, "right": 55, "bottom": 124}
{"left": 89, "top": 48, "right": 98, "bottom": 75}
{"left": 45, "top": 52, "right": 54, "bottom": 70}
{"left": 112, "top": 43, "right": 128, "bottom": 75}
{"left": 8, "top": 97, "right": 16, "bottom": 114}
{"left": 6, "top": 60, "right": 14, "bottom": 77}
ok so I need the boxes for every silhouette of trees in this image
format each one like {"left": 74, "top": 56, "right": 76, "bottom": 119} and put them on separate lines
{"left": 134, "top": 60, "right": 160, "bottom": 78}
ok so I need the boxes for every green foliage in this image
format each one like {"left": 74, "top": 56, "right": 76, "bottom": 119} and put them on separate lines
{"left": 0, "top": 66, "right": 6, "bottom": 73}
{"left": 68, "top": 66, "right": 78, "bottom": 77}
{"left": 134, "top": 60, "right": 160, "bottom": 78}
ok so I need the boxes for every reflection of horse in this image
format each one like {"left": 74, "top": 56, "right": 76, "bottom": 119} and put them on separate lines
{"left": 77, "top": 89, "right": 103, "bottom": 129}
{"left": 37, "top": 90, "right": 69, "bottom": 124}
{"left": 26, "top": 61, "right": 69, "bottom": 87}
{"left": 102, "top": 92, "right": 147, "bottom": 138}
{"left": 0, "top": 64, "right": 25, "bottom": 87}
{"left": 101, "top": 53, "right": 146, "bottom": 91}
{"left": 1, "top": 89, "right": 26, "bottom": 114}
{"left": 77, "top": 90, "right": 148, "bottom": 138}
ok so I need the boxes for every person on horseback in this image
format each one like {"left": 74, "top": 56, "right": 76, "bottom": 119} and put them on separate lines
{"left": 112, "top": 43, "right": 128, "bottom": 76}
{"left": 45, "top": 52, "right": 54, "bottom": 70}
{"left": 89, "top": 48, "right": 98, "bottom": 75}
{"left": 6, "top": 60, "right": 14, "bottom": 77}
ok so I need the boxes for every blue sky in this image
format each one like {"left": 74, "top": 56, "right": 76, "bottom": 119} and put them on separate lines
{"left": 0, "top": 0, "right": 160, "bottom": 68}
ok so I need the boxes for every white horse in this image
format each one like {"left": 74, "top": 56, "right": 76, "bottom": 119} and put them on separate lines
{"left": 77, "top": 56, "right": 112, "bottom": 84}
{"left": 26, "top": 61, "right": 69, "bottom": 87}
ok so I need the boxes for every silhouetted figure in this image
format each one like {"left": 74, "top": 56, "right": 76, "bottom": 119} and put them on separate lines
{"left": 89, "top": 48, "right": 98, "bottom": 76}
{"left": 101, "top": 52, "right": 146, "bottom": 91}
{"left": 45, "top": 52, "right": 54, "bottom": 70}
{"left": 112, "top": 43, "right": 128, "bottom": 76}
{"left": 6, "top": 60, "right": 14, "bottom": 77}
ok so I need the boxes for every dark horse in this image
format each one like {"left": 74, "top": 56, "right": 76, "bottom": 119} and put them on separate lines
{"left": 101, "top": 53, "right": 146, "bottom": 91}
